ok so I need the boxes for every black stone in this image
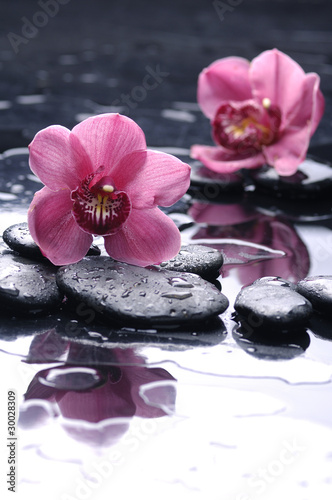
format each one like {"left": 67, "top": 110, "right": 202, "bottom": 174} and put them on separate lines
{"left": 234, "top": 282, "right": 313, "bottom": 331}
{"left": 155, "top": 244, "right": 223, "bottom": 280}
{"left": 189, "top": 160, "right": 244, "bottom": 201}
{"left": 3, "top": 222, "right": 101, "bottom": 261}
{"left": 247, "top": 156, "right": 332, "bottom": 199}
{"left": 251, "top": 276, "right": 296, "bottom": 289}
{"left": 296, "top": 276, "right": 332, "bottom": 315}
{"left": 56, "top": 256, "right": 229, "bottom": 326}
{"left": 0, "top": 251, "right": 63, "bottom": 315}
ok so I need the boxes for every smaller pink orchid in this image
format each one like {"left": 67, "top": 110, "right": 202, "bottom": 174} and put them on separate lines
{"left": 28, "top": 113, "right": 191, "bottom": 266}
{"left": 191, "top": 49, "right": 325, "bottom": 176}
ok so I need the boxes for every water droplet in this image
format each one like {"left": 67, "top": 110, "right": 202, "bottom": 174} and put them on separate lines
{"left": 161, "top": 292, "right": 193, "bottom": 300}
{"left": 0, "top": 283, "right": 19, "bottom": 296}
{"left": 139, "top": 291, "right": 146, "bottom": 297}
{"left": 121, "top": 290, "right": 132, "bottom": 298}
{"left": 167, "top": 276, "right": 194, "bottom": 288}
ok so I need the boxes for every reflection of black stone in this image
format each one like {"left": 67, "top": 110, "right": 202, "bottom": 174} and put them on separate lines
{"left": 3, "top": 222, "right": 101, "bottom": 261}
{"left": 56, "top": 256, "right": 229, "bottom": 326}
{"left": 246, "top": 156, "right": 332, "bottom": 200}
{"left": 296, "top": 276, "right": 332, "bottom": 315}
{"left": 234, "top": 281, "right": 313, "bottom": 331}
{"left": 55, "top": 302, "right": 227, "bottom": 349}
{"left": 233, "top": 322, "right": 310, "bottom": 360}
{"left": 309, "top": 313, "right": 332, "bottom": 342}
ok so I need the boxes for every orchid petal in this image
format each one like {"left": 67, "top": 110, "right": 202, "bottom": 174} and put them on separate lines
{"left": 112, "top": 149, "right": 191, "bottom": 209}
{"left": 283, "top": 72, "right": 325, "bottom": 136}
{"left": 190, "top": 144, "right": 266, "bottom": 173}
{"left": 104, "top": 207, "right": 181, "bottom": 267}
{"left": 198, "top": 57, "right": 252, "bottom": 119}
{"left": 29, "top": 125, "right": 92, "bottom": 191}
{"left": 28, "top": 187, "right": 93, "bottom": 265}
{"left": 262, "top": 126, "right": 312, "bottom": 176}
{"left": 250, "top": 49, "right": 320, "bottom": 131}
{"left": 72, "top": 113, "right": 147, "bottom": 174}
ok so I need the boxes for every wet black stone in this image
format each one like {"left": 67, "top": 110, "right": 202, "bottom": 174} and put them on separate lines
{"left": 0, "top": 251, "right": 63, "bottom": 315}
{"left": 247, "top": 156, "right": 332, "bottom": 200}
{"left": 251, "top": 276, "right": 296, "bottom": 289}
{"left": 296, "top": 276, "right": 332, "bottom": 315}
{"left": 155, "top": 244, "right": 223, "bottom": 281}
{"left": 3, "top": 222, "right": 101, "bottom": 261}
{"left": 56, "top": 256, "right": 229, "bottom": 326}
{"left": 189, "top": 160, "right": 244, "bottom": 201}
{"left": 234, "top": 282, "right": 313, "bottom": 331}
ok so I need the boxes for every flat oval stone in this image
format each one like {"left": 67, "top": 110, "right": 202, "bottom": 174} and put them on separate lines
{"left": 296, "top": 276, "right": 332, "bottom": 315}
{"left": 0, "top": 251, "right": 63, "bottom": 314}
{"left": 56, "top": 256, "right": 229, "bottom": 326}
{"left": 247, "top": 156, "right": 332, "bottom": 199}
{"left": 234, "top": 282, "right": 313, "bottom": 331}
{"left": 155, "top": 244, "right": 223, "bottom": 280}
{"left": 3, "top": 222, "right": 100, "bottom": 261}
{"left": 189, "top": 160, "right": 244, "bottom": 199}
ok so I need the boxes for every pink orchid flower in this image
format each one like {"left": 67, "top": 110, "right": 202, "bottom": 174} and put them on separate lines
{"left": 28, "top": 113, "right": 191, "bottom": 266}
{"left": 191, "top": 49, "right": 325, "bottom": 176}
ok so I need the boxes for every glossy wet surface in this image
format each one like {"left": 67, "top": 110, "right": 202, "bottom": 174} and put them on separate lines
{"left": 1, "top": 1, "right": 332, "bottom": 499}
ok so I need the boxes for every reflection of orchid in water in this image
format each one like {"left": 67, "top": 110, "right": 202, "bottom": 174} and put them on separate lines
{"left": 20, "top": 331, "right": 176, "bottom": 446}
{"left": 187, "top": 201, "right": 310, "bottom": 286}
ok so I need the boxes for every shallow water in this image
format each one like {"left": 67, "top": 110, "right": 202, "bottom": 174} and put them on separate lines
{"left": 1, "top": 143, "right": 332, "bottom": 500}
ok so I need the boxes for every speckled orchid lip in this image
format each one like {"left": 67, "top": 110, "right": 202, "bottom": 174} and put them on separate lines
{"left": 71, "top": 171, "right": 131, "bottom": 236}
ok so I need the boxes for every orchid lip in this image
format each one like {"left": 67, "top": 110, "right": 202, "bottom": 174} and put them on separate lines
{"left": 71, "top": 173, "right": 131, "bottom": 236}
{"left": 212, "top": 101, "right": 281, "bottom": 153}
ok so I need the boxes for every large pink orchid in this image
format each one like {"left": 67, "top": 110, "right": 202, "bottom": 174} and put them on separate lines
{"left": 191, "top": 49, "right": 325, "bottom": 176}
{"left": 28, "top": 113, "right": 191, "bottom": 266}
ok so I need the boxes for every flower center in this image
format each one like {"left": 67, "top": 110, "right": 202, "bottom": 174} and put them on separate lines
{"left": 212, "top": 100, "right": 281, "bottom": 154}
{"left": 71, "top": 172, "right": 131, "bottom": 236}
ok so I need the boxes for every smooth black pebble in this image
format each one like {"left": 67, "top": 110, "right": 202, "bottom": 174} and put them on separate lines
{"left": 0, "top": 251, "right": 63, "bottom": 314}
{"left": 3, "top": 222, "right": 100, "bottom": 261}
{"left": 234, "top": 280, "right": 313, "bottom": 331}
{"left": 296, "top": 275, "right": 332, "bottom": 315}
{"left": 247, "top": 156, "right": 332, "bottom": 199}
{"left": 56, "top": 256, "right": 229, "bottom": 326}
{"left": 156, "top": 244, "right": 223, "bottom": 280}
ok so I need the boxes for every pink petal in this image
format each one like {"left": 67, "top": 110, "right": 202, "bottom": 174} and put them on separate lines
{"left": 309, "top": 75, "right": 325, "bottom": 135}
{"left": 285, "top": 72, "right": 325, "bottom": 136}
{"left": 104, "top": 207, "right": 181, "bottom": 267}
{"left": 29, "top": 125, "right": 92, "bottom": 191}
{"left": 197, "top": 57, "right": 252, "bottom": 119}
{"left": 71, "top": 113, "right": 147, "bottom": 174}
{"left": 28, "top": 187, "right": 93, "bottom": 265}
{"left": 250, "top": 49, "right": 312, "bottom": 129}
{"left": 262, "top": 125, "right": 312, "bottom": 176}
{"left": 190, "top": 144, "right": 266, "bottom": 173}
{"left": 111, "top": 149, "right": 191, "bottom": 209}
